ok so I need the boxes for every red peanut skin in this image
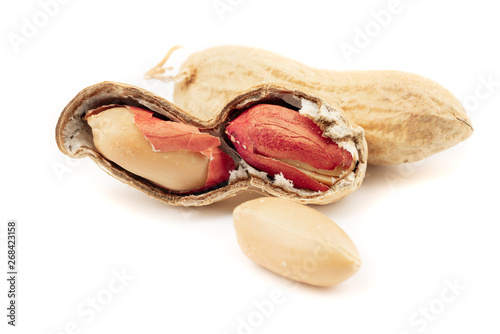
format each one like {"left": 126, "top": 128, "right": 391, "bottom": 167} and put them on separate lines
{"left": 225, "top": 104, "right": 352, "bottom": 192}
{"left": 130, "top": 106, "right": 235, "bottom": 191}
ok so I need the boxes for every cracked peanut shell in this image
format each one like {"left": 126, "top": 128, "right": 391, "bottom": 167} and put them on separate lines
{"left": 55, "top": 81, "right": 367, "bottom": 206}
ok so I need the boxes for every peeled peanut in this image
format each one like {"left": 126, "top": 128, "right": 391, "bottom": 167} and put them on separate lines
{"left": 233, "top": 197, "right": 361, "bottom": 286}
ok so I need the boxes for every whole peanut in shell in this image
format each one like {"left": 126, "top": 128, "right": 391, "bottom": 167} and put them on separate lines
{"left": 166, "top": 45, "right": 473, "bottom": 165}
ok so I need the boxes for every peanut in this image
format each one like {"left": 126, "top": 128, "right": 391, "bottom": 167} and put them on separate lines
{"left": 233, "top": 197, "right": 361, "bottom": 286}
{"left": 225, "top": 104, "right": 355, "bottom": 192}
{"left": 55, "top": 82, "right": 367, "bottom": 206}
{"left": 166, "top": 45, "right": 473, "bottom": 165}
{"left": 85, "top": 106, "right": 233, "bottom": 193}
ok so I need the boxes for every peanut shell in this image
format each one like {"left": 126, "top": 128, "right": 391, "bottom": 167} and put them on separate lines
{"left": 172, "top": 45, "right": 473, "bottom": 165}
{"left": 56, "top": 81, "right": 367, "bottom": 206}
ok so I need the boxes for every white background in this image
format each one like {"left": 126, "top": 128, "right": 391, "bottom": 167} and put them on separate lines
{"left": 1, "top": 0, "right": 499, "bottom": 333}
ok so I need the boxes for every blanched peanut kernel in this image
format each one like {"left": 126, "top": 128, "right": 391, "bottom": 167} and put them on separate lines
{"left": 233, "top": 197, "right": 361, "bottom": 286}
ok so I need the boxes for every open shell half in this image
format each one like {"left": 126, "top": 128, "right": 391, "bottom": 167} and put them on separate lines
{"left": 55, "top": 81, "right": 367, "bottom": 206}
